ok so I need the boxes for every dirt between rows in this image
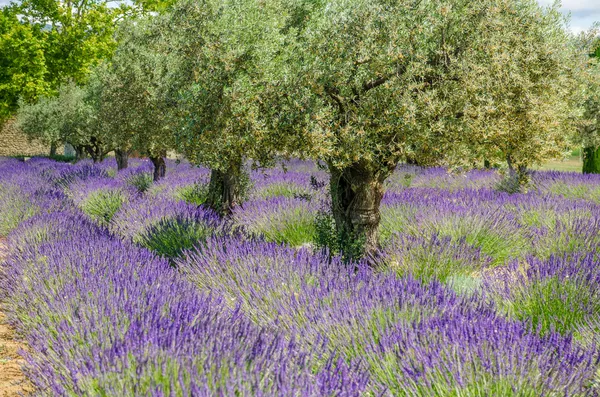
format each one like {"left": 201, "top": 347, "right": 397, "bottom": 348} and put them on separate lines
{"left": 0, "top": 239, "right": 33, "bottom": 396}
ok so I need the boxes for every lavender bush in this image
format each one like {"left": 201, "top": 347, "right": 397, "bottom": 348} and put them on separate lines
{"left": 71, "top": 177, "right": 134, "bottom": 226}
{"left": 110, "top": 196, "right": 221, "bottom": 258}
{"left": 232, "top": 196, "right": 319, "bottom": 247}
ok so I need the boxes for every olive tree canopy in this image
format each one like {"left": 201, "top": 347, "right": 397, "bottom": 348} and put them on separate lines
{"left": 150, "top": 0, "right": 290, "bottom": 213}
{"left": 265, "top": 0, "right": 586, "bottom": 258}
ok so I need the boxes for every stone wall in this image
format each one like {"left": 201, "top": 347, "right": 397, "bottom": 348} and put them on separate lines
{"left": 0, "top": 118, "right": 60, "bottom": 157}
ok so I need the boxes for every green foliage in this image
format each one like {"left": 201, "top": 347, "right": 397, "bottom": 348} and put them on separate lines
{"left": 175, "top": 184, "right": 208, "bottom": 206}
{"left": 137, "top": 218, "right": 213, "bottom": 259}
{"left": 14, "top": 0, "right": 126, "bottom": 88}
{"left": 576, "top": 31, "right": 600, "bottom": 173}
{"left": 79, "top": 190, "right": 127, "bottom": 226}
{"left": 503, "top": 276, "right": 600, "bottom": 337}
{"left": 267, "top": 0, "right": 582, "bottom": 172}
{"left": 150, "top": 0, "right": 289, "bottom": 174}
{"left": 94, "top": 19, "right": 174, "bottom": 160}
{"left": 0, "top": 8, "right": 49, "bottom": 123}
{"left": 127, "top": 173, "right": 153, "bottom": 194}
{"left": 16, "top": 82, "right": 111, "bottom": 159}
{"left": 314, "top": 210, "right": 366, "bottom": 261}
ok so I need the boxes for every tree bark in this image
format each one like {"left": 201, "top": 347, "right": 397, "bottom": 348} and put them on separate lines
{"left": 49, "top": 143, "right": 57, "bottom": 157}
{"left": 115, "top": 149, "right": 129, "bottom": 171}
{"left": 74, "top": 145, "right": 86, "bottom": 161}
{"left": 83, "top": 137, "right": 106, "bottom": 163}
{"left": 206, "top": 160, "right": 245, "bottom": 215}
{"left": 504, "top": 155, "right": 529, "bottom": 193}
{"left": 329, "top": 161, "right": 386, "bottom": 260}
{"left": 150, "top": 155, "right": 166, "bottom": 181}
{"left": 583, "top": 146, "right": 600, "bottom": 174}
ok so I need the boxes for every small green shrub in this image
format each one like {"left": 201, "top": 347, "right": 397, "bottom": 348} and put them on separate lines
{"left": 137, "top": 218, "right": 214, "bottom": 259}
{"left": 175, "top": 184, "right": 208, "bottom": 206}
{"left": 507, "top": 277, "right": 599, "bottom": 337}
{"left": 80, "top": 190, "right": 127, "bottom": 226}
{"left": 128, "top": 173, "right": 153, "bottom": 193}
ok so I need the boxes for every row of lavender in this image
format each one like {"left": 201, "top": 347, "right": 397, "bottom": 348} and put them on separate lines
{"left": 0, "top": 156, "right": 599, "bottom": 395}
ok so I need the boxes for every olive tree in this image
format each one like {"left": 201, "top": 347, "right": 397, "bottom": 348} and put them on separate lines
{"left": 579, "top": 36, "right": 600, "bottom": 174}
{"left": 17, "top": 81, "right": 111, "bottom": 161}
{"left": 267, "top": 0, "right": 585, "bottom": 258}
{"left": 153, "top": 0, "right": 288, "bottom": 213}
{"left": 99, "top": 19, "right": 176, "bottom": 179}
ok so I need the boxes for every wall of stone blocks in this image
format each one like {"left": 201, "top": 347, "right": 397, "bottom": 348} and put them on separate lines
{"left": 0, "top": 119, "right": 62, "bottom": 157}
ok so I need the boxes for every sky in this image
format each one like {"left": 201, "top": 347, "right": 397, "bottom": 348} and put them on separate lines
{"left": 538, "top": 0, "right": 600, "bottom": 33}
{"left": 0, "top": 0, "right": 598, "bottom": 34}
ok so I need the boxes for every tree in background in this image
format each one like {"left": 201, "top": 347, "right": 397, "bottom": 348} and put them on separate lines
{"left": 17, "top": 81, "right": 112, "bottom": 162}
{"left": 1, "top": 0, "right": 131, "bottom": 155}
{"left": 463, "top": 7, "right": 587, "bottom": 187}
{"left": 267, "top": 0, "right": 586, "bottom": 258}
{"left": 0, "top": 7, "right": 48, "bottom": 126}
{"left": 580, "top": 35, "right": 600, "bottom": 174}
{"left": 97, "top": 19, "right": 175, "bottom": 180}
{"left": 14, "top": 0, "right": 128, "bottom": 88}
{"left": 152, "top": 0, "right": 289, "bottom": 214}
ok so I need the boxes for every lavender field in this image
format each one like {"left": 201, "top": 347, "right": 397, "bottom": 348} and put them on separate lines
{"left": 1, "top": 157, "right": 600, "bottom": 396}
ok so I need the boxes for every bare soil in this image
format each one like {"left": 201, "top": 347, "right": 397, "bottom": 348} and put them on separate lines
{"left": 0, "top": 239, "right": 33, "bottom": 396}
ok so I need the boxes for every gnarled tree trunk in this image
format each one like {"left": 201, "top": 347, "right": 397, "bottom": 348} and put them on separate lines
{"left": 115, "top": 149, "right": 129, "bottom": 171}
{"left": 329, "top": 161, "right": 386, "bottom": 260}
{"left": 503, "top": 155, "right": 529, "bottom": 193}
{"left": 583, "top": 146, "right": 600, "bottom": 174}
{"left": 150, "top": 154, "right": 166, "bottom": 182}
{"left": 74, "top": 145, "right": 86, "bottom": 161}
{"left": 206, "top": 159, "right": 245, "bottom": 215}
{"left": 83, "top": 137, "right": 106, "bottom": 163}
{"left": 49, "top": 143, "right": 57, "bottom": 157}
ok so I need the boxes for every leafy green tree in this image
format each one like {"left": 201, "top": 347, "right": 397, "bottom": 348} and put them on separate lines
{"left": 15, "top": 0, "right": 128, "bottom": 88}
{"left": 150, "top": 0, "right": 289, "bottom": 213}
{"left": 267, "top": 0, "right": 585, "bottom": 258}
{"left": 17, "top": 81, "right": 112, "bottom": 161}
{"left": 580, "top": 35, "right": 600, "bottom": 174}
{"left": 0, "top": 7, "right": 49, "bottom": 126}
{"left": 97, "top": 19, "right": 175, "bottom": 179}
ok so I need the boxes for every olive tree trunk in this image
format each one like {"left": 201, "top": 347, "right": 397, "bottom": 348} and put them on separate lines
{"left": 74, "top": 145, "right": 86, "bottom": 161}
{"left": 206, "top": 160, "right": 245, "bottom": 215}
{"left": 83, "top": 137, "right": 106, "bottom": 163}
{"left": 49, "top": 143, "right": 57, "bottom": 157}
{"left": 329, "top": 161, "right": 386, "bottom": 260}
{"left": 115, "top": 149, "right": 129, "bottom": 171}
{"left": 583, "top": 146, "right": 600, "bottom": 174}
{"left": 150, "top": 155, "right": 166, "bottom": 181}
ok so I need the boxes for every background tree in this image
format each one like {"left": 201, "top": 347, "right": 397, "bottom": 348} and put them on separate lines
{"left": 14, "top": 0, "right": 128, "bottom": 87}
{"left": 17, "top": 81, "right": 111, "bottom": 161}
{"left": 0, "top": 7, "right": 48, "bottom": 127}
{"left": 462, "top": 7, "right": 587, "bottom": 187}
{"left": 580, "top": 35, "right": 600, "bottom": 174}
{"left": 267, "top": 0, "right": 585, "bottom": 258}
{"left": 98, "top": 19, "right": 175, "bottom": 180}
{"left": 154, "top": 0, "right": 289, "bottom": 214}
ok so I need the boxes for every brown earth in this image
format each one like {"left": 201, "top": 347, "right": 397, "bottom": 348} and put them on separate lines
{"left": 0, "top": 239, "right": 33, "bottom": 396}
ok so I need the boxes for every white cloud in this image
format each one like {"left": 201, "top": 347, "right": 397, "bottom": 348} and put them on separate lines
{"left": 538, "top": 0, "right": 600, "bottom": 12}
{"left": 537, "top": 0, "right": 599, "bottom": 33}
